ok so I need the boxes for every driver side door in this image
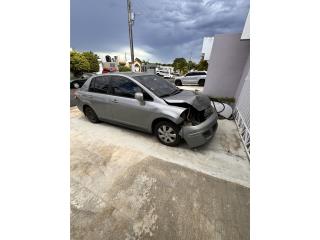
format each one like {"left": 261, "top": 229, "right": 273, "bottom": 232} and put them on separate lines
{"left": 108, "top": 76, "right": 154, "bottom": 131}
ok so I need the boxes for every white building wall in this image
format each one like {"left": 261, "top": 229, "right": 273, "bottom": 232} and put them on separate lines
{"left": 203, "top": 33, "right": 250, "bottom": 98}
{"left": 241, "top": 11, "right": 250, "bottom": 40}
{"left": 236, "top": 71, "right": 250, "bottom": 130}
{"left": 201, "top": 37, "right": 214, "bottom": 60}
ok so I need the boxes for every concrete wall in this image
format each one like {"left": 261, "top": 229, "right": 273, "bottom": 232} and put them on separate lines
{"left": 235, "top": 55, "right": 250, "bottom": 100}
{"left": 203, "top": 33, "right": 250, "bottom": 98}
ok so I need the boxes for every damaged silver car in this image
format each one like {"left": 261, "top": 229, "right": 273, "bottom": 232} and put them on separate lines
{"left": 75, "top": 73, "right": 218, "bottom": 148}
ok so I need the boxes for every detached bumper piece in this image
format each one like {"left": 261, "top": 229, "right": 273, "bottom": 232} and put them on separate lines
{"left": 180, "top": 112, "right": 218, "bottom": 148}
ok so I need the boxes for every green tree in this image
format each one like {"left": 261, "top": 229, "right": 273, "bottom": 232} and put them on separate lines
{"left": 172, "top": 58, "right": 188, "bottom": 74}
{"left": 82, "top": 51, "right": 100, "bottom": 72}
{"left": 196, "top": 59, "right": 208, "bottom": 71}
{"left": 70, "top": 51, "right": 90, "bottom": 76}
{"left": 118, "top": 62, "right": 131, "bottom": 72}
{"left": 187, "top": 60, "right": 197, "bottom": 71}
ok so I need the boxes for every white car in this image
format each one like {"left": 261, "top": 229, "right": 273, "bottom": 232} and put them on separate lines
{"left": 174, "top": 71, "right": 207, "bottom": 86}
{"left": 156, "top": 71, "right": 174, "bottom": 79}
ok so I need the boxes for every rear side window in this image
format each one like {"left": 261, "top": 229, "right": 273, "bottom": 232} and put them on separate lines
{"left": 194, "top": 72, "right": 206, "bottom": 76}
{"left": 89, "top": 76, "right": 110, "bottom": 94}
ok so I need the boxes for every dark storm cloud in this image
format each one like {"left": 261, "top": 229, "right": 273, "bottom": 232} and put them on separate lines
{"left": 71, "top": 0, "right": 249, "bottom": 63}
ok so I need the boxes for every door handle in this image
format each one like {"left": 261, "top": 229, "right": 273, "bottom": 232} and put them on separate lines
{"left": 112, "top": 99, "right": 118, "bottom": 103}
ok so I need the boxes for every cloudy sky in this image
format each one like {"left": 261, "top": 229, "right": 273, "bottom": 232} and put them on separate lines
{"left": 71, "top": 0, "right": 249, "bottom": 63}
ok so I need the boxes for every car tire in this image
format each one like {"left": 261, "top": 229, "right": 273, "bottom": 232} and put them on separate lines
{"left": 154, "top": 121, "right": 181, "bottom": 146}
{"left": 175, "top": 79, "right": 182, "bottom": 86}
{"left": 198, "top": 79, "right": 205, "bottom": 86}
{"left": 84, "top": 106, "right": 100, "bottom": 123}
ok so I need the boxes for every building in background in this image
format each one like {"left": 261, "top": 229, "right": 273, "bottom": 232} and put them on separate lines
{"left": 141, "top": 63, "right": 157, "bottom": 74}
{"left": 201, "top": 37, "right": 214, "bottom": 60}
{"left": 156, "top": 66, "right": 174, "bottom": 74}
{"left": 94, "top": 53, "right": 120, "bottom": 73}
{"left": 203, "top": 11, "right": 250, "bottom": 156}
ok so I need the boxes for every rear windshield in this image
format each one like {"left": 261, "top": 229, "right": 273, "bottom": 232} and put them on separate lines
{"left": 133, "top": 75, "right": 178, "bottom": 97}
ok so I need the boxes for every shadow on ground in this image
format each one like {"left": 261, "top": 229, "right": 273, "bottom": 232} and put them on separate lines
{"left": 71, "top": 143, "right": 249, "bottom": 240}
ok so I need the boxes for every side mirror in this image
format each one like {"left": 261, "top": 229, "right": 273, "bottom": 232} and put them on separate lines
{"left": 135, "top": 92, "right": 144, "bottom": 103}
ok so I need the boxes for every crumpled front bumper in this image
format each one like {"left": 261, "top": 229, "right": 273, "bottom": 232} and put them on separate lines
{"left": 179, "top": 111, "right": 218, "bottom": 148}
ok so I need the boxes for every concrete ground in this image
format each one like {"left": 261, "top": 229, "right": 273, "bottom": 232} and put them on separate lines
{"left": 71, "top": 103, "right": 250, "bottom": 239}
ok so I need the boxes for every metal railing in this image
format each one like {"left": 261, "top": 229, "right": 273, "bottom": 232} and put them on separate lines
{"left": 234, "top": 108, "right": 250, "bottom": 158}
{"left": 234, "top": 72, "right": 250, "bottom": 158}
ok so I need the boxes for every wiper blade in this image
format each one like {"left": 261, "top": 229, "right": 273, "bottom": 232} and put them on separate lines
{"left": 160, "top": 93, "right": 172, "bottom": 98}
{"left": 160, "top": 89, "right": 182, "bottom": 98}
{"left": 170, "top": 89, "right": 182, "bottom": 95}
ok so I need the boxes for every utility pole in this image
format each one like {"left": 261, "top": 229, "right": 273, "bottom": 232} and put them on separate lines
{"left": 127, "top": 0, "right": 135, "bottom": 71}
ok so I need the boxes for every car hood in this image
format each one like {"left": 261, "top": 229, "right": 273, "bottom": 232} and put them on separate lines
{"left": 163, "top": 90, "right": 211, "bottom": 111}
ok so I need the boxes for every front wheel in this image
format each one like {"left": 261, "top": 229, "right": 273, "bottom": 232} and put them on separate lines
{"left": 198, "top": 79, "right": 205, "bottom": 86}
{"left": 154, "top": 121, "right": 181, "bottom": 146}
{"left": 175, "top": 79, "right": 182, "bottom": 86}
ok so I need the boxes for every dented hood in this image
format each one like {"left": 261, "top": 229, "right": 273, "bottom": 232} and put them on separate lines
{"left": 163, "top": 90, "right": 211, "bottom": 111}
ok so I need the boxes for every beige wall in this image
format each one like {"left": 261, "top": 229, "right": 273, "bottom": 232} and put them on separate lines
{"left": 203, "top": 33, "right": 249, "bottom": 98}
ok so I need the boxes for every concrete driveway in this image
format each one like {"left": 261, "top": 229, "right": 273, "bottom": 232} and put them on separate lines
{"left": 71, "top": 107, "right": 249, "bottom": 240}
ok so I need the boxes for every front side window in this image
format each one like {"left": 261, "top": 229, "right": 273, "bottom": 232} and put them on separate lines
{"left": 133, "top": 75, "right": 179, "bottom": 98}
{"left": 186, "top": 73, "right": 192, "bottom": 76}
{"left": 89, "top": 76, "right": 110, "bottom": 94}
{"left": 109, "top": 76, "right": 141, "bottom": 98}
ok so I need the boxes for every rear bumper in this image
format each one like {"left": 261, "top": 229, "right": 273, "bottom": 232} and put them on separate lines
{"left": 180, "top": 112, "right": 218, "bottom": 148}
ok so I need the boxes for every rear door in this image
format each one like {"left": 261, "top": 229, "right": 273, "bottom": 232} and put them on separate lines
{"left": 190, "top": 72, "right": 201, "bottom": 85}
{"left": 108, "top": 75, "right": 154, "bottom": 131}
{"left": 85, "top": 76, "right": 113, "bottom": 121}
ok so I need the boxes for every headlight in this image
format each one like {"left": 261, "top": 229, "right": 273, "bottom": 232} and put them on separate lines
{"left": 180, "top": 110, "right": 188, "bottom": 120}
{"left": 211, "top": 101, "right": 217, "bottom": 111}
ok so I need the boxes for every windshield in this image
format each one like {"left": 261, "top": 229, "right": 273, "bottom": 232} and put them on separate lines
{"left": 133, "top": 75, "right": 180, "bottom": 97}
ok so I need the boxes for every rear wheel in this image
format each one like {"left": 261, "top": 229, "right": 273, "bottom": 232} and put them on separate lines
{"left": 154, "top": 121, "right": 181, "bottom": 146}
{"left": 175, "top": 79, "right": 182, "bottom": 86}
{"left": 198, "top": 79, "right": 205, "bottom": 86}
{"left": 84, "top": 106, "right": 100, "bottom": 123}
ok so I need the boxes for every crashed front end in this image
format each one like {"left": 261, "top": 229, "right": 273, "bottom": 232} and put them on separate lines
{"left": 180, "top": 106, "right": 218, "bottom": 148}
{"left": 164, "top": 91, "right": 219, "bottom": 148}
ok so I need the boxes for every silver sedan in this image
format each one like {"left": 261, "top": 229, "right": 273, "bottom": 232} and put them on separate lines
{"left": 75, "top": 73, "right": 218, "bottom": 148}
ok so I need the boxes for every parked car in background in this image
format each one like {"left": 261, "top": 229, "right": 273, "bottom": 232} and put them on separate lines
{"left": 70, "top": 73, "right": 96, "bottom": 89}
{"left": 75, "top": 73, "right": 218, "bottom": 148}
{"left": 174, "top": 71, "right": 207, "bottom": 86}
{"left": 156, "top": 70, "right": 174, "bottom": 79}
